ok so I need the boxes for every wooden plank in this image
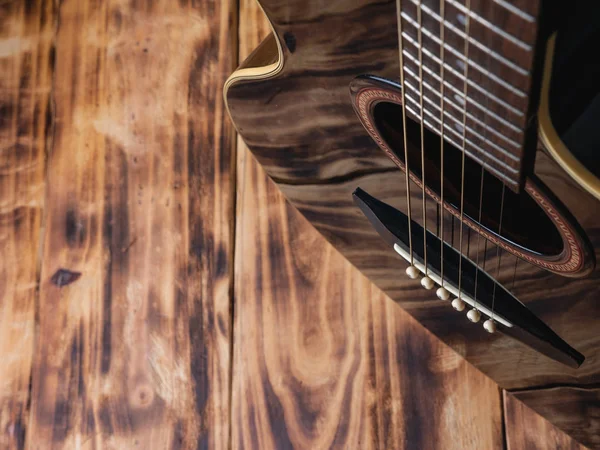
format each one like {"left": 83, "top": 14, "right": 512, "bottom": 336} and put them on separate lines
{"left": 0, "top": 1, "right": 54, "bottom": 448}
{"left": 504, "top": 391, "right": 590, "bottom": 450}
{"left": 508, "top": 388, "right": 599, "bottom": 449}
{"left": 232, "top": 4, "right": 503, "bottom": 448}
{"left": 27, "top": 0, "right": 236, "bottom": 448}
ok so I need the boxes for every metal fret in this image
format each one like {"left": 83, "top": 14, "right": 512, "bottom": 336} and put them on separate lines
{"left": 405, "top": 103, "right": 520, "bottom": 187}
{"left": 442, "top": 0, "right": 532, "bottom": 50}
{"left": 402, "top": 64, "right": 523, "bottom": 133}
{"left": 400, "top": 8, "right": 527, "bottom": 77}
{"left": 404, "top": 97, "right": 520, "bottom": 171}
{"left": 398, "top": 0, "right": 540, "bottom": 192}
{"left": 493, "top": 0, "right": 535, "bottom": 23}
{"left": 411, "top": 1, "right": 529, "bottom": 75}
{"left": 403, "top": 79, "right": 521, "bottom": 149}
{"left": 400, "top": 17, "right": 526, "bottom": 96}
{"left": 403, "top": 86, "right": 521, "bottom": 158}
{"left": 402, "top": 46, "right": 525, "bottom": 116}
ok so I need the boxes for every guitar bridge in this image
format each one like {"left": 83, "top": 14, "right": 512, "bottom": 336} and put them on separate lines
{"left": 353, "top": 187, "right": 584, "bottom": 368}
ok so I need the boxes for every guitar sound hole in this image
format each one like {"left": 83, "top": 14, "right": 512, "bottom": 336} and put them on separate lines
{"left": 372, "top": 101, "right": 564, "bottom": 257}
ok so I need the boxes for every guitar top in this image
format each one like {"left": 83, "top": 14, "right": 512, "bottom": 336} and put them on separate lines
{"left": 225, "top": 0, "right": 600, "bottom": 447}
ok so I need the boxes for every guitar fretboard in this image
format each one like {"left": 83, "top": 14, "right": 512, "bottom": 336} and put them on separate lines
{"left": 398, "top": 0, "right": 541, "bottom": 190}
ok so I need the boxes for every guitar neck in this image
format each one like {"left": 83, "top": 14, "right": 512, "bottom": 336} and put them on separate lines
{"left": 398, "top": 0, "right": 542, "bottom": 191}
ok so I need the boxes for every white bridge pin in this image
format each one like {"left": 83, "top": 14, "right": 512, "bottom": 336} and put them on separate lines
{"left": 467, "top": 308, "right": 482, "bottom": 323}
{"left": 436, "top": 287, "right": 450, "bottom": 301}
{"left": 421, "top": 276, "right": 434, "bottom": 290}
{"left": 451, "top": 298, "right": 465, "bottom": 311}
{"left": 406, "top": 266, "right": 419, "bottom": 279}
{"left": 483, "top": 319, "right": 497, "bottom": 333}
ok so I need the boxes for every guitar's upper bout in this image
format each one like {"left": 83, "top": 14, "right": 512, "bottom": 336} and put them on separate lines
{"left": 224, "top": 2, "right": 284, "bottom": 135}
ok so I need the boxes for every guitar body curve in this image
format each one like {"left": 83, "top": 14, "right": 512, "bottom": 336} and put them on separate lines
{"left": 225, "top": 0, "right": 600, "bottom": 446}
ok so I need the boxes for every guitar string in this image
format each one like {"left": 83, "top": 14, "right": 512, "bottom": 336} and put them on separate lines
{"left": 467, "top": 227, "right": 471, "bottom": 256}
{"left": 472, "top": 0, "right": 498, "bottom": 311}
{"left": 396, "top": 0, "right": 415, "bottom": 266}
{"left": 416, "top": 0, "right": 429, "bottom": 276}
{"left": 456, "top": 0, "right": 472, "bottom": 303}
{"left": 473, "top": 171, "right": 486, "bottom": 305}
{"left": 482, "top": 239, "right": 489, "bottom": 271}
{"left": 489, "top": 1, "right": 507, "bottom": 324}
{"left": 438, "top": 0, "right": 447, "bottom": 287}
{"left": 511, "top": 257, "right": 519, "bottom": 289}
{"left": 492, "top": 185, "right": 506, "bottom": 320}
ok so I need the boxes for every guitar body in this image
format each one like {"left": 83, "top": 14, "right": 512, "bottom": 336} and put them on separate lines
{"left": 226, "top": 0, "right": 600, "bottom": 446}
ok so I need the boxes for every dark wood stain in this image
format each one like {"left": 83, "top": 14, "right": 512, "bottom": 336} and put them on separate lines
{"left": 25, "top": 0, "right": 236, "bottom": 448}
{"left": 283, "top": 32, "right": 296, "bottom": 53}
{"left": 50, "top": 269, "right": 82, "bottom": 287}
{"left": 65, "top": 208, "right": 85, "bottom": 245}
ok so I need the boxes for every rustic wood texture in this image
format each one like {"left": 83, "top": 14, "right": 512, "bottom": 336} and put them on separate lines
{"left": 504, "top": 391, "right": 590, "bottom": 450}
{"left": 0, "top": 0, "right": 592, "bottom": 448}
{"left": 232, "top": 3, "right": 504, "bottom": 449}
{"left": 225, "top": 0, "right": 600, "bottom": 446}
{"left": 233, "top": 125, "right": 505, "bottom": 450}
{"left": 0, "top": 1, "right": 54, "bottom": 448}
{"left": 510, "top": 387, "right": 600, "bottom": 449}
{"left": 26, "top": 0, "right": 236, "bottom": 448}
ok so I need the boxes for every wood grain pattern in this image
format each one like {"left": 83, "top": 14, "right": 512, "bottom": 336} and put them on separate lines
{"left": 232, "top": 3, "right": 504, "bottom": 449}
{"left": 504, "top": 391, "right": 590, "bottom": 450}
{"left": 26, "top": 0, "right": 236, "bottom": 448}
{"left": 0, "top": 1, "right": 54, "bottom": 448}
{"left": 510, "top": 387, "right": 600, "bottom": 449}
{"left": 0, "top": 0, "right": 591, "bottom": 448}
{"left": 225, "top": 0, "right": 600, "bottom": 446}
{"left": 233, "top": 133, "right": 505, "bottom": 450}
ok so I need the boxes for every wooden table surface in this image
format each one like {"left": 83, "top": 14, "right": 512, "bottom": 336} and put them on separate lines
{"left": 0, "top": 0, "right": 588, "bottom": 448}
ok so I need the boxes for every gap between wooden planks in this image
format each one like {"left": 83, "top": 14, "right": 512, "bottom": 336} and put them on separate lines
{"left": 504, "top": 391, "right": 590, "bottom": 450}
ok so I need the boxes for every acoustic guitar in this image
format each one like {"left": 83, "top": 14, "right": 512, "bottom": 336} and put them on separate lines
{"left": 225, "top": 0, "right": 600, "bottom": 446}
